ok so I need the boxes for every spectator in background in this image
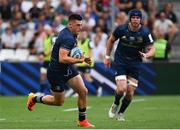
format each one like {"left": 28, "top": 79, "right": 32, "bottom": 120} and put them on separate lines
{"left": 115, "top": 0, "right": 133, "bottom": 14}
{"left": 91, "top": 26, "right": 107, "bottom": 62}
{"left": 0, "top": 0, "right": 12, "bottom": 21}
{"left": 0, "top": 18, "right": 4, "bottom": 35}
{"left": 28, "top": 32, "right": 39, "bottom": 55}
{"left": 42, "top": 0, "right": 55, "bottom": 24}
{"left": 132, "top": 0, "right": 147, "bottom": 11}
{"left": 29, "top": 0, "right": 42, "bottom": 20}
{"left": 153, "top": 11, "right": 179, "bottom": 43}
{"left": 160, "top": 3, "right": 178, "bottom": 24}
{"left": 134, "top": 0, "right": 148, "bottom": 26}
{"left": 60, "top": 1, "right": 72, "bottom": 16}
{"left": 52, "top": 13, "right": 66, "bottom": 33}
{"left": 83, "top": 12, "right": 96, "bottom": 32}
{"left": 154, "top": 30, "right": 169, "bottom": 61}
{"left": 71, "top": 0, "right": 87, "bottom": 15}
{"left": 115, "top": 11, "right": 128, "bottom": 27}
{"left": 16, "top": 24, "right": 34, "bottom": 49}
{"left": 12, "top": 3, "right": 26, "bottom": 23}
{"left": 1, "top": 25, "right": 17, "bottom": 49}
{"left": 55, "top": 0, "right": 66, "bottom": 14}
{"left": 28, "top": 31, "right": 43, "bottom": 55}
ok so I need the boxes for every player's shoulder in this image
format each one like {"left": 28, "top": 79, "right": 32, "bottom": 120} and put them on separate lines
{"left": 140, "top": 26, "right": 151, "bottom": 34}
{"left": 58, "top": 28, "right": 74, "bottom": 40}
{"left": 116, "top": 23, "right": 128, "bottom": 31}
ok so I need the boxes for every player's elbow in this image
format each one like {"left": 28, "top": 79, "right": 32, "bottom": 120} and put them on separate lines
{"left": 59, "top": 56, "right": 67, "bottom": 64}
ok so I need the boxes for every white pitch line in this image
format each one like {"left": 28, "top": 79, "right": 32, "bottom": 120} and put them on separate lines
{"left": 0, "top": 118, "right": 6, "bottom": 121}
{"left": 132, "top": 99, "right": 145, "bottom": 103}
{"left": 63, "top": 106, "right": 91, "bottom": 112}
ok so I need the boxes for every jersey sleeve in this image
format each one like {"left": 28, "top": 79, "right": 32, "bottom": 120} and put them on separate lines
{"left": 60, "top": 37, "right": 75, "bottom": 51}
{"left": 143, "top": 28, "right": 154, "bottom": 46}
{"left": 112, "top": 26, "right": 123, "bottom": 40}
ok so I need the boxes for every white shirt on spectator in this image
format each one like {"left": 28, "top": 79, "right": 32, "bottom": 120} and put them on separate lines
{"left": 91, "top": 33, "right": 108, "bottom": 62}
{"left": 16, "top": 30, "right": 34, "bottom": 48}
{"left": 1, "top": 32, "right": 16, "bottom": 48}
{"left": 34, "top": 37, "right": 44, "bottom": 54}
{"left": 154, "top": 19, "right": 173, "bottom": 34}
{"left": 71, "top": 0, "right": 87, "bottom": 14}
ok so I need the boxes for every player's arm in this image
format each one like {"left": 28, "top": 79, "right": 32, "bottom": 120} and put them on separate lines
{"left": 104, "top": 34, "right": 116, "bottom": 68}
{"left": 139, "top": 30, "right": 155, "bottom": 59}
{"left": 106, "top": 34, "right": 116, "bottom": 57}
{"left": 139, "top": 44, "right": 155, "bottom": 59}
{"left": 59, "top": 48, "right": 84, "bottom": 64}
{"left": 59, "top": 48, "right": 92, "bottom": 65}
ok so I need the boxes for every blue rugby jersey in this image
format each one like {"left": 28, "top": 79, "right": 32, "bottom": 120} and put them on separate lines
{"left": 113, "top": 23, "right": 153, "bottom": 64}
{"left": 49, "top": 27, "right": 77, "bottom": 71}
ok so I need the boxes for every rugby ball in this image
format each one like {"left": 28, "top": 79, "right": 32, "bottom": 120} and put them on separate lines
{"left": 70, "top": 47, "right": 83, "bottom": 59}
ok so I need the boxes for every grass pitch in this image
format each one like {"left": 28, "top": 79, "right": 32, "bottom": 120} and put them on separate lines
{"left": 0, "top": 96, "right": 180, "bottom": 129}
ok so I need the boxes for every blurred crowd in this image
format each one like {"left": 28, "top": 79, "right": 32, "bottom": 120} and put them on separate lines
{"left": 0, "top": 0, "right": 179, "bottom": 62}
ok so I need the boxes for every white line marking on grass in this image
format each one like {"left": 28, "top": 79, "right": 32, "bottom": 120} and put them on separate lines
{"left": 0, "top": 118, "right": 6, "bottom": 121}
{"left": 63, "top": 106, "right": 91, "bottom": 112}
{"left": 132, "top": 99, "right": 145, "bottom": 103}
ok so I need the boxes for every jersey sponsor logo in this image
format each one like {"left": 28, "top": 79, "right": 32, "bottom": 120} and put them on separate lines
{"left": 129, "top": 36, "right": 135, "bottom": 41}
{"left": 121, "top": 35, "right": 126, "bottom": 39}
{"left": 137, "top": 37, "right": 143, "bottom": 43}
{"left": 121, "top": 42, "right": 139, "bottom": 48}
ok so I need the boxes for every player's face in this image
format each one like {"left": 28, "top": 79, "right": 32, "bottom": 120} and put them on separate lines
{"left": 130, "top": 16, "right": 141, "bottom": 28}
{"left": 71, "top": 20, "right": 82, "bottom": 35}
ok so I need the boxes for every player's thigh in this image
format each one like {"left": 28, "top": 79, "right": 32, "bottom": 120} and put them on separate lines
{"left": 115, "top": 76, "right": 127, "bottom": 93}
{"left": 67, "top": 74, "right": 88, "bottom": 95}
{"left": 115, "top": 63, "right": 127, "bottom": 91}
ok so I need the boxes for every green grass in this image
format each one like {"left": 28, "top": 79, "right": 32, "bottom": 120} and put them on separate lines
{"left": 0, "top": 96, "right": 180, "bottom": 129}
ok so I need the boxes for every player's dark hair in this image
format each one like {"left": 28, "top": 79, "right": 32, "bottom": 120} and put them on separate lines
{"left": 68, "top": 13, "right": 82, "bottom": 21}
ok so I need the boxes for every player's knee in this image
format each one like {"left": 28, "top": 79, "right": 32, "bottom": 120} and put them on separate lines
{"left": 82, "top": 87, "right": 88, "bottom": 96}
{"left": 85, "top": 88, "right": 88, "bottom": 95}
{"left": 116, "top": 87, "right": 126, "bottom": 94}
{"left": 125, "top": 93, "right": 134, "bottom": 100}
{"left": 78, "top": 87, "right": 88, "bottom": 97}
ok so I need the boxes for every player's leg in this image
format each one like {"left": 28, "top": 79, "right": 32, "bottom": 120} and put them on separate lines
{"left": 109, "top": 75, "right": 127, "bottom": 118}
{"left": 108, "top": 62, "right": 127, "bottom": 118}
{"left": 117, "top": 76, "right": 138, "bottom": 121}
{"left": 27, "top": 89, "right": 65, "bottom": 111}
{"left": 27, "top": 70, "right": 66, "bottom": 111}
{"left": 67, "top": 74, "right": 95, "bottom": 128}
{"left": 41, "top": 91, "right": 65, "bottom": 105}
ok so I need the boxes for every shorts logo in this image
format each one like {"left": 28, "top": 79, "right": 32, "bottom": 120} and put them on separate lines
{"left": 64, "top": 68, "right": 72, "bottom": 76}
{"left": 56, "top": 85, "right": 62, "bottom": 91}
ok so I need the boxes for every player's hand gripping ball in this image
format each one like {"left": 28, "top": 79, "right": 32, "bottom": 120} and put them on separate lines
{"left": 70, "top": 47, "right": 83, "bottom": 59}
